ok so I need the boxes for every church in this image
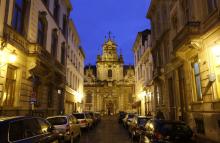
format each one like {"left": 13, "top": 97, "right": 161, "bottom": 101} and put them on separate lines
{"left": 84, "top": 34, "right": 135, "bottom": 115}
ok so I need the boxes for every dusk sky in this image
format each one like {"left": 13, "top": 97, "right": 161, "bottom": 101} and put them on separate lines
{"left": 70, "top": 0, "right": 151, "bottom": 65}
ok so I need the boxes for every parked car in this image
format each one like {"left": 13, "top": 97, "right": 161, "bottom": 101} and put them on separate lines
{"left": 0, "top": 116, "right": 60, "bottom": 143}
{"left": 122, "top": 113, "right": 135, "bottom": 128}
{"left": 128, "top": 116, "right": 151, "bottom": 140}
{"left": 118, "top": 111, "right": 126, "bottom": 124}
{"left": 73, "top": 113, "right": 93, "bottom": 129}
{"left": 86, "top": 112, "right": 98, "bottom": 125}
{"left": 139, "top": 119, "right": 195, "bottom": 143}
{"left": 94, "top": 112, "right": 101, "bottom": 122}
{"left": 46, "top": 115, "right": 81, "bottom": 143}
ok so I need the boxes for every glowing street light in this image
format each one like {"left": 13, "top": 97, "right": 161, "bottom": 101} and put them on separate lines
{"left": 9, "top": 50, "right": 17, "bottom": 63}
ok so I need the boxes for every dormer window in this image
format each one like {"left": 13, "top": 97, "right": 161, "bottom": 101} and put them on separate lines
{"left": 108, "top": 69, "right": 112, "bottom": 78}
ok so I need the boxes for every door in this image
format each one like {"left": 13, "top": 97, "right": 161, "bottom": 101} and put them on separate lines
{"left": 178, "top": 66, "right": 186, "bottom": 121}
{"left": 168, "top": 78, "right": 176, "bottom": 120}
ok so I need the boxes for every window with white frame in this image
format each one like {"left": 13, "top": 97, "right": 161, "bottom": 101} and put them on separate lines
{"left": 193, "top": 62, "right": 202, "bottom": 101}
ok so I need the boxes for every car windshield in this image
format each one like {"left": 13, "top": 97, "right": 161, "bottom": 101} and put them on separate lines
{"left": 128, "top": 114, "right": 134, "bottom": 119}
{"left": 47, "top": 117, "right": 67, "bottom": 125}
{"left": 73, "top": 114, "right": 85, "bottom": 119}
{"left": 138, "top": 118, "right": 148, "bottom": 126}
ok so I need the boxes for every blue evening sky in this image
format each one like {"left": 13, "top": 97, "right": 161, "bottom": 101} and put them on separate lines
{"left": 70, "top": 0, "right": 151, "bottom": 65}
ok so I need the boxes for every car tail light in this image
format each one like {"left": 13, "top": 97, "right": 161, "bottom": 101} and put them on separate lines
{"left": 81, "top": 120, "right": 87, "bottom": 124}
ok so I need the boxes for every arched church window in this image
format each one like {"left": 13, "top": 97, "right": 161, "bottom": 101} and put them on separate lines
{"left": 108, "top": 69, "right": 112, "bottom": 78}
{"left": 86, "top": 94, "right": 92, "bottom": 103}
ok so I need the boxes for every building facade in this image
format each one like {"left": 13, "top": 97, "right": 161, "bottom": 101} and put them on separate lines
{"left": 65, "top": 20, "right": 85, "bottom": 114}
{"left": 147, "top": 0, "right": 220, "bottom": 142}
{"left": 133, "top": 29, "right": 154, "bottom": 116}
{"left": 84, "top": 36, "right": 135, "bottom": 114}
{"left": 0, "top": 0, "right": 72, "bottom": 117}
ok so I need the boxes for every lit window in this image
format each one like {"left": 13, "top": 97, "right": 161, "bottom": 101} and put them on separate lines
{"left": 3, "top": 65, "right": 16, "bottom": 106}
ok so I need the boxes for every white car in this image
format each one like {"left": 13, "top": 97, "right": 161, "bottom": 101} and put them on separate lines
{"left": 73, "top": 113, "right": 93, "bottom": 129}
{"left": 46, "top": 115, "right": 81, "bottom": 142}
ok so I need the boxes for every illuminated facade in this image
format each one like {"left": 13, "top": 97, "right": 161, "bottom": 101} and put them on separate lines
{"left": 133, "top": 29, "right": 154, "bottom": 116}
{"left": 84, "top": 36, "right": 135, "bottom": 114}
{"left": 65, "top": 20, "right": 85, "bottom": 114}
{"left": 0, "top": 0, "right": 72, "bottom": 116}
{"left": 147, "top": 0, "right": 220, "bottom": 142}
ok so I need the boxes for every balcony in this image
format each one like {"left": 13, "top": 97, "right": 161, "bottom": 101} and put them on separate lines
{"left": 3, "top": 25, "right": 29, "bottom": 53}
{"left": 172, "top": 21, "right": 200, "bottom": 52}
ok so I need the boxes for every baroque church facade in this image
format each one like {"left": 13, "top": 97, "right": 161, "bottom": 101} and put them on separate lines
{"left": 84, "top": 36, "right": 135, "bottom": 114}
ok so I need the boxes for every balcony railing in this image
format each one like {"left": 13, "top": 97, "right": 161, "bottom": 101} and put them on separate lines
{"left": 3, "top": 25, "right": 29, "bottom": 53}
{"left": 172, "top": 21, "right": 200, "bottom": 51}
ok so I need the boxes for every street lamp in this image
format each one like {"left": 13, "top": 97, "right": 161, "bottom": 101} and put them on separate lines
{"left": 9, "top": 50, "right": 17, "bottom": 63}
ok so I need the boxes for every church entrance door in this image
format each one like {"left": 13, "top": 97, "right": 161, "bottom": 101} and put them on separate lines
{"left": 106, "top": 100, "right": 114, "bottom": 115}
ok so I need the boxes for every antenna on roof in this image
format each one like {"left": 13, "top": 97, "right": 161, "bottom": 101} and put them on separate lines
{"left": 104, "top": 35, "right": 107, "bottom": 42}
{"left": 108, "top": 31, "right": 112, "bottom": 40}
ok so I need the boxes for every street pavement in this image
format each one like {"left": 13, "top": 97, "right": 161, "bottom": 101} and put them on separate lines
{"left": 80, "top": 116, "right": 137, "bottom": 143}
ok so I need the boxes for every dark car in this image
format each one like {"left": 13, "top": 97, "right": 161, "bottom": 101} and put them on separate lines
{"left": 122, "top": 113, "right": 135, "bottom": 128}
{"left": 94, "top": 112, "right": 101, "bottom": 122}
{"left": 139, "top": 119, "right": 195, "bottom": 143}
{"left": 86, "top": 112, "right": 98, "bottom": 126}
{"left": 0, "top": 116, "right": 60, "bottom": 143}
{"left": 118, "top": 111, "right": 126, "bottom": 124}
{"left": 128, "top": 116, "right": 151, "bottom": 140}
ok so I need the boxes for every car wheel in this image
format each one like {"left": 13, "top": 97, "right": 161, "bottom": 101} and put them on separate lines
{"left": 132, "top": 131, "right": 136, "bottom": 140}
{"left": 77, "top": 132, "right": 81, "bottom": 143}
{"left": 68, "top": 135, "right": 74, "bottom": 143}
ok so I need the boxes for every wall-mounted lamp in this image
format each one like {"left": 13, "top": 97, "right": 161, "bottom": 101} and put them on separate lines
{"left": 0, "top": 40, "right": 17, "bottom": 65}
{"left": 9, "top": 50, "right": 17, "bottom": 63}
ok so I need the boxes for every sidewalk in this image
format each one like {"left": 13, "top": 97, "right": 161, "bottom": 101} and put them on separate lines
{"left": 195, "top": 135, "right": 219, "bottom": 143}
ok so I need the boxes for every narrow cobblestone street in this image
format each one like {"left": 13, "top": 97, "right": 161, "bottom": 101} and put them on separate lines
{"left": 80, "top": 116, "right": 137, "bottom": 143}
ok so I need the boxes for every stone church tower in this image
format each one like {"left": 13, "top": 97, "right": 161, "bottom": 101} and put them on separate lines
{"left": 84, "top": 34, "right": 135, "bottom": 114}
